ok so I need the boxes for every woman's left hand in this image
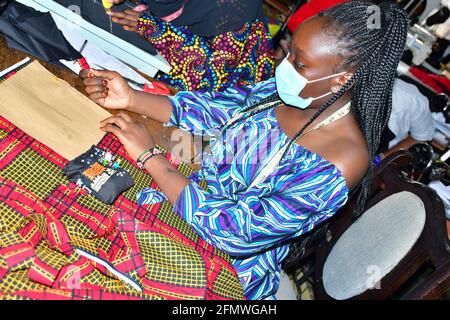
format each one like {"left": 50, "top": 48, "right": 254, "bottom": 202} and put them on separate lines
{"left": 100, "top": 112, "right": 155, "bottom": 161}
{"left": 107, "top": 9, "right": 142, "bottom": 32}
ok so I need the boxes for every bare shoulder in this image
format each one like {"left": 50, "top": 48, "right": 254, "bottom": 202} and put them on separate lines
{"left": 324, "top": 137, "right": 369, "bottom": 190}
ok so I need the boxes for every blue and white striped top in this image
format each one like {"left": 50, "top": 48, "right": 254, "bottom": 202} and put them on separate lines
{"left": 138, "top": 78, "right": 349, "bottom": 300}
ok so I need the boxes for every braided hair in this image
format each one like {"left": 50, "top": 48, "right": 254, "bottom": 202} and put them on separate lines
{"left": 315, "top": 0, "right": 408, "bottom": 216}
{"left": 226, "top": 1, "right": 408, "bottom": 217}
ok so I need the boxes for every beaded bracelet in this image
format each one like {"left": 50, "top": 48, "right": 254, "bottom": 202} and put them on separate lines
{"left": 137, "top": 147, "right": 163, "bottom": 169}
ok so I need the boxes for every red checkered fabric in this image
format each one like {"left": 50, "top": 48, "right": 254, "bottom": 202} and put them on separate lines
{"left": 0, "top": 115, "right": 244, "bottom": 300}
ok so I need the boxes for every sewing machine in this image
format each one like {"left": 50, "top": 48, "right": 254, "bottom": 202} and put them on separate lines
{"left": 406, "top": 24, "right": 437, "bottom": 65}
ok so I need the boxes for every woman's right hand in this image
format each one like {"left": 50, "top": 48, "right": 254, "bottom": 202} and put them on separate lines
{"left": 79, "top": 69, "right": 135, "bottom": 110}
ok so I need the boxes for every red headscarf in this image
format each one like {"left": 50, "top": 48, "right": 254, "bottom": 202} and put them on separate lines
{"left": 287, "top": 0, "right": 349, "bottom": 33}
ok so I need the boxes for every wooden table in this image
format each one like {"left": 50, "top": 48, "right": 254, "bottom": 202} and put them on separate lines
{"left": 0, "top": 35, "right": 199, "bottom": 169}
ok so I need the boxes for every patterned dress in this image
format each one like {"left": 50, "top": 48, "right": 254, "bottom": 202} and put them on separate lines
{"left": 137, "top": 78, "right": 349, "bottom": 300}
{"left": 136, "top": 13, "right": 275, "bottom": 92}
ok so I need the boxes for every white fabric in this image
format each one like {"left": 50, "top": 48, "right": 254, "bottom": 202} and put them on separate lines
{"left": 275, "top": 270, "right": 297, "bottom": 300}
{"left": 322, "top": 191, "right": 426, "bottom": 300}
{"left": 428, "top": 181, "right": 450, "bottom": 219}
{"left": 387, "top": 79, "right": 435, "bottom": 149}
{"left": 432, "top": 111, "right": 450, "bottom": 137}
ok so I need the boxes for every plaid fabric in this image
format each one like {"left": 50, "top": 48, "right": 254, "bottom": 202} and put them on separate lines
{"left": 0, "top": 115, "right": 244, "bottom": 300}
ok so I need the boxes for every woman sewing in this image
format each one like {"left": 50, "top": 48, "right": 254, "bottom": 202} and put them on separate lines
{"left": 80, "top": 1, "right": 408, "bottom": 299}
{"left": 103, "top": 0, "right": 274, "bottom": 92}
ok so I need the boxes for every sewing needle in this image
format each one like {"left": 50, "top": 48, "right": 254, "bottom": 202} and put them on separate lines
{"left": 79, "top": 40, "right": 88, "bottom": 55}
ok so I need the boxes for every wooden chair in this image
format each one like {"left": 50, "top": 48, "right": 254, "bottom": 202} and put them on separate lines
{"left": 282, "top": 151, "right": 416, "bottom": 296}
{"left": 311, "top": 152, "right": 450, "bottom": 300}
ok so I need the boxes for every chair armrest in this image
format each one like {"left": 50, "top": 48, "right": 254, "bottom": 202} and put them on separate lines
{"left": 401, "top": 260, "right": 450, "bottom": 300}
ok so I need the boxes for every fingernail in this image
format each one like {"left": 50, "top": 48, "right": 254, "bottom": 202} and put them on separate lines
{"left": 112, "top": 18, "right": 117, "bottom": 22}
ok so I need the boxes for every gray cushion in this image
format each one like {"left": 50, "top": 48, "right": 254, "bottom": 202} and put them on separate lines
{"left": 323, "top": 191, "right": 426, "bottom": 300}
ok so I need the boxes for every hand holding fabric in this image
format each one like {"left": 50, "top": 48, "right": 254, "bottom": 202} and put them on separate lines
{"left": 100, "top": 112, "right": 155, "bottom": 161}
{"left": 80, "top": 69, "right": 135, "bottom": 110}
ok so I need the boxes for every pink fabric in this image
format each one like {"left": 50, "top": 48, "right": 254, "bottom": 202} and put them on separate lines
{"left": 161, "top": 1, "right": 185, "bottom": 22}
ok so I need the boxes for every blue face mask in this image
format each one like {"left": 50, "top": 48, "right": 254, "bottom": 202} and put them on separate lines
{"left": 275, "top": 56, "right": 347, "bottom": 109}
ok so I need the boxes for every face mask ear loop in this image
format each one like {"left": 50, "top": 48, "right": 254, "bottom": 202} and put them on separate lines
{"left": 307, "top": 71, "right": 348, "bottom": 84}
{"left": 310, "top": 90, "right": 332, "bottom": 101}
{"left": 305, "top": 71, "right": 348, "bottom": 101}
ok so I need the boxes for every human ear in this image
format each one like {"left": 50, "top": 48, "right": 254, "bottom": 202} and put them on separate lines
{"left": 333, "top": 73, "right": 354, "bottom": 92}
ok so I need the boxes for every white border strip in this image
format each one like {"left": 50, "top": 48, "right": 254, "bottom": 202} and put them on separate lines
{"left": 76, "top": 248, "right": 143, "bottom": 293}
{"left": 0, "top": 57, "right": 31, "bottom": 78}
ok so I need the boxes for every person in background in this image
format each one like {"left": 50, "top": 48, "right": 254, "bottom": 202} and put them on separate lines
{"left": 104, "top": 0, "right": 274, "bottom": 92}
{"left": 81, "top": 1, "right": 408, "bottom": 299}
{"left": 376, "top": 78, "right": 435, "bottom": 163}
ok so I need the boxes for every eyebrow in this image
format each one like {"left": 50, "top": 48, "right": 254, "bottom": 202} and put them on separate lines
{"left": 292, "top": 46, "right": 310, "bottom": 61}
